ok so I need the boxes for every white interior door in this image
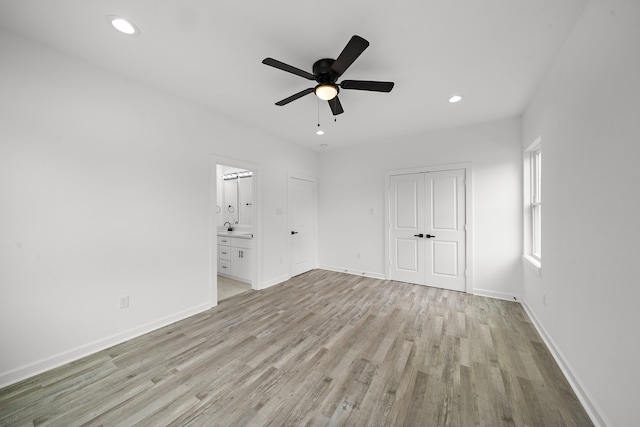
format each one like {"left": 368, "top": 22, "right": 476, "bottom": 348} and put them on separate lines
{"left": 389, "top": 169, "right": 466, "bottom": 292}
{"left": 389, "top": 173, "right": 426, "bottom": 285}
{"left": 289, "top": 177, "right": 315, "bottom": 277}
{"left": 425, "top": 170, "right": 466, "bottom": 291}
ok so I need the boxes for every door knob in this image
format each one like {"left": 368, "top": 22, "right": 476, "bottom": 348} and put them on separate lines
{"left": 291, "top": 231, "right": 298, "bottom": 235}
{"left": 414, "top": 234, "right": 424, "bottom": 238}
{"left": 425, "top": 234, "right": 436, "bottom": 238}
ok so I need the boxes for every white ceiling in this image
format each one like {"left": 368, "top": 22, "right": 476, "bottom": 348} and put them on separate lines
{"left": 0, "top": 0, "right": 589, "bottom": 151}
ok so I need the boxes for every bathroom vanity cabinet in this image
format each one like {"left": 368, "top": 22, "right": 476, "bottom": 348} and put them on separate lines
{"left": 218, "top": 235, "right": 252, "bottom": 283}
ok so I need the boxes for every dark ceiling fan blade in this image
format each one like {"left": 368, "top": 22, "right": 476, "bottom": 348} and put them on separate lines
{"left": 275, "top": 88, "right": 315, "bottom": 106}
{"left": 331, "top": 35, "right": 369, "bottom": 77}
{"left": 340, "top": 80, "right": 395, "bottom": 92}
{"left": 328, "top": 97, "right": 344, "bottom": 116}
{"left": 262, "top": 58, "right": 316, "bottom": 80}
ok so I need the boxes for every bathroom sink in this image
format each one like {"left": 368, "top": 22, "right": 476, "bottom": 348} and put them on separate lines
{"left": 218, "top": 230, "right": 253, "bottom": 238}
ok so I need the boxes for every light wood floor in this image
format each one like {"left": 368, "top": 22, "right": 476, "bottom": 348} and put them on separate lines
{"left": 0, "top": 270, "right": 592, "bottom": 426}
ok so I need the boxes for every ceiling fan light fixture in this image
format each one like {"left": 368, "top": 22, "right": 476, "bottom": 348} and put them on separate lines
{"left": 315, "top": 84, "right": 338, "bottom": 101}
{"left": 449, "top": 95, "right": 462, "bottom": 103}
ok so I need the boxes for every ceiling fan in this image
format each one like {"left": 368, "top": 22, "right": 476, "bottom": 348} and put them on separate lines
{"left": 262, "top": 35, "right": 394, "bottom": 116}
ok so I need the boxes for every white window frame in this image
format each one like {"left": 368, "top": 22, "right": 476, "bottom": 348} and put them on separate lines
{"left": 530, "top": 145, "right": 542, "bottom": 261}
{"left": 523, "top": 138, "right": 542, "bottom": 273}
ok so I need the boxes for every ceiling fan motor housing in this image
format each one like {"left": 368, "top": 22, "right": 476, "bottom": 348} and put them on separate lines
{"left": 313, "top": 58, "right": 338, "bottom": 85}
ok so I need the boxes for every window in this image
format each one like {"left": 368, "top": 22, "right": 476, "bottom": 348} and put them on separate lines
{"left": 524, "top": 138, "right": 541, "bottom": 271}
{"left": 531, "top": 145, "right": 542, "bottom": 260}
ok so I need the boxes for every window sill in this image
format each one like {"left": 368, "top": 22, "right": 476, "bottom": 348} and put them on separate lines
{"left": 522, "top": 254, "right": 541, "bottom": 276}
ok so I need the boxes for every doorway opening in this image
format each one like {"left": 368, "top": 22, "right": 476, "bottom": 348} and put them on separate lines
{"left": 211, "top": 157, "right": 261, "bottom": 305}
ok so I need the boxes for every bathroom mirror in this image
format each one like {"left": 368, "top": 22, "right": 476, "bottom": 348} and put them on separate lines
{"left": 217, "top": 164, "right": 253, "bottom": 227}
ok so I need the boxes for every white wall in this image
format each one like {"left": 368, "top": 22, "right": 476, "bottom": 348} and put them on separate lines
{"left": 0, "top": 30, "right": 317, "bottom": 386}
{"left": 318, "top": 117, "right": 523, "bottom": 299}
{"left": 522, "top": 0, "right": 640, "bottom": 425}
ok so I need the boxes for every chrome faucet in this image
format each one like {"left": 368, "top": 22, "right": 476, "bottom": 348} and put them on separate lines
{"left": 223, "top": 221, "right": 232, "bottom": 231}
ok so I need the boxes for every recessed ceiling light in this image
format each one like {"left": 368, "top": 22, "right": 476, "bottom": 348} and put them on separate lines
{"left": 449, "top": 95, "right": 462, "bottom": 103}
{"left": 108, "top": 16, "right": 139, "bottom": 35}
{"left": 316, "top": 130, "right": 325, "bottom": 135}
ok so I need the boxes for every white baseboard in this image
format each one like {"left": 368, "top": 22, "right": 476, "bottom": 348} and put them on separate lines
{"left": 0, "top": 302, "right": 211, "bottom": 388}
{"left": 318, "top": 265, "right": 386, "bottom": 280}
{"left": 260, "top": 274, "right": 290, "bottom": 290}
{"left": 520, "top": 299, "right": 608, "bottom": 427}
{"left": 472, "top": 288, "right": 519, "bottom": 302}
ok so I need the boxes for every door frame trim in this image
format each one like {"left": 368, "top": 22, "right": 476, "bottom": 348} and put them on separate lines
{"left": 384, "top": 162, "right": 473, "bottom": 294}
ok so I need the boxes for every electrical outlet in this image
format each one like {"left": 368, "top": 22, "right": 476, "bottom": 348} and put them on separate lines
{"left": 119, "top": 295, "right": 129, "bottom": 309}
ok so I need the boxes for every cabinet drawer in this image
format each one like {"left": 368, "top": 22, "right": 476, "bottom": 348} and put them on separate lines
{"left": 217, "top": 236, "right": 231, "bottom": 246}
{"left": 231, "top": 237, "right": 252, "bottom": 249}
{"left": 219, "top": 259, "right": 230, "bottom": 273}
{"left": 218, "top": 245, "right": 231, "bottom": 261}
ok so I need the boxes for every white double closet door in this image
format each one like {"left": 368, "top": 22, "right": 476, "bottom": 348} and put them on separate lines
{"left": 389, "top": 169, "right": 466, "bottom": 292}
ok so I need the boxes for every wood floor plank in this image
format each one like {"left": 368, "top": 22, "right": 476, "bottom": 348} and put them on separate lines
{"left": 402, "top": 369, "right": 429, "bottom": 426}
{"left": 0, "top": 270, "right": 593, "bottom": 426}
